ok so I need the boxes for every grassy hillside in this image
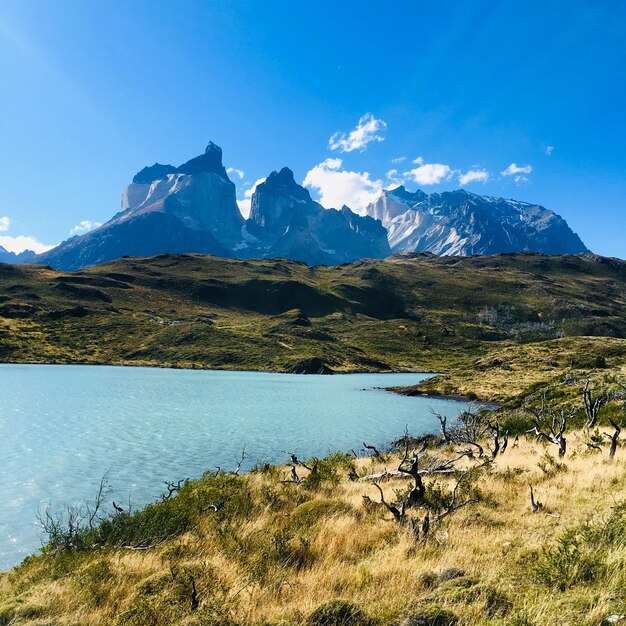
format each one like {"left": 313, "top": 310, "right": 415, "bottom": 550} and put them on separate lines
{"left": 2, "top": 420, "right": 626, "bottom": 625}
{"left": 1, "top": 252, "right": 626, "bottom": 386}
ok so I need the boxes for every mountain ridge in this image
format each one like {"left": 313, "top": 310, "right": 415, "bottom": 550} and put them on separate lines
{"left": 35, "top": 143, "right": 390, "bottom": 270}
{"left": 0, "top": 246, "right": 36, "bottom": 264}
{"left": 364, "top": 186, "right": 587, "bottom": 256}
{"left": 32, "top": 142, "right": 588, "bottom": 271}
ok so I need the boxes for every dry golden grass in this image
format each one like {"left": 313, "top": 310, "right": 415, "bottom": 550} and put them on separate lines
{"left": 2, "top": 431, "right": 626, "bottom": 625}
{"left": 405, "top": 337, "right": 626, "bottom": 403}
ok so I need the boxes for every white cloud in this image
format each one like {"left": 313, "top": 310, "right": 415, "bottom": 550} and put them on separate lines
{"left": 227, "top": 167, "right": 245, "bottom": 180}
{"left": 545, "top": 146, "right": 554, "bottom": 156}
{"left": 236, "top": 199, "right": 251, "bottom": 217}
{"left": 385, "top": 168, "right": 408, "bottom": 190}
{"left": 328, "top": 113, "right": 387, "bottom": 153}
{"left": 412, "top": 156, "right": 425, "bottom": 165}
{"left": 391, "top": 156, "right": 406, "bottom": 164}
{"left": 303, "top": 158, "right": 383, "bottom": 214}
{"left": 501, "top": 162, "right": 533, "bottom": 177}
{"left": 458, "top": 168, "right": 489, "bottom": 185}
{"left": 0, "top": 235, "right": 55, "bottom": 254}
{"left": 0, "top": 216, "right": 10, "bottom": 232}
{"left": 237, "top": 177, "right": 266, "bottom": 218}
{"left": 69, "top": 220, "right": 102, "bottom": 236}
{"left": 406, "top": 161, "right": 453, "bottom": 185}
{"left": 513, "top": 175, "right": 529, "bottom": 185}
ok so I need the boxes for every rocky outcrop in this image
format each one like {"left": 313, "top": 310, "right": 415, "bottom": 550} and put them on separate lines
{"left": 36, "top": 143, "right": 244, "bottom": 271}
{"left": 241, "top": 168, "right": 390, "bottom": 265}
{"left": 32, "top": 143, "right": 587, "bottom": 271}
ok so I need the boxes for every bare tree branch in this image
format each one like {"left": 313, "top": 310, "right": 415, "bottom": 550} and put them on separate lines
{"left": 525, "top": 393, "right": 572, "bottom": 457}
{"left": 582, "top": 379, "right": 607, "bottom": 431}
{"left": 363, "top": 442, "right": 384, "bottom": 462}
{"left": 606, "top": 418, "right": 621, "bottom": 459}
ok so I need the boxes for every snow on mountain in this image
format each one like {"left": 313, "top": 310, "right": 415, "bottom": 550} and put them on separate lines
{"left": 363, "top": 186, "right": 588, "bottom": 256}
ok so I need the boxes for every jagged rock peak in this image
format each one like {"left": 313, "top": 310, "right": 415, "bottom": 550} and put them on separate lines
{"left": 364, "top": 186, "right": 588, "bottom": 256}
{"left": 177, "top": 140, "right": 228, "bottom": 178}
{"left": 131, "top": 142, "right": 228, "bottom": 184}
{"left": 132, "top": 163, "right": 177, "bottom": 184}
{"left": 258, "top": 167, "right": 310, "bottom": 201}
{"left": 265, "top": 167, "right": 297, "bottom": 186}
{"left": 205, "top": 141, "right": 222, "bottom": 156}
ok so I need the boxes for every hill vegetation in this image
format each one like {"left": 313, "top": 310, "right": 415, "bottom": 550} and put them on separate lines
{"left": 1, "top": 251, "right": 626, "bottom": 400}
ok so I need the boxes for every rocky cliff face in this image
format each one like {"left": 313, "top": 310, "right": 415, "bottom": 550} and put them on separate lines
{"left": 242, "top": 168, "right": 390, "bottom": 265}
{"left": 364, "top": 187, "right": 588, "bottom": 256}
{"left": 34, "top": 144, "right": 390, "bottom": 270}
{"left": 36, "top": 143, "right": 245, "bottom": 271}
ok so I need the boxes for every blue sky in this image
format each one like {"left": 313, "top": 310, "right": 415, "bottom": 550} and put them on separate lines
{"left": 0, "top": 0, "right": 624, "bottom": 257}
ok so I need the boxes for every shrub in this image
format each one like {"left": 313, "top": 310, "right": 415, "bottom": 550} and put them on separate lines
{"left": 301, "top": 452, "right": 358, "bottom": 491}
{"left": 0, "top": 603, "right": 17, "bottom": 626}
{"left": 247, "top": 523, "right": 314, "bottom": 583}
{"left": 399, "top": 603, "right": 458, "bottom": 626}
{"left": 307, "top": 599, "right": 369, "bottom": 626}
{"left": 291, "top": 499, "right": 352, "bottom": 528}
{"left": 39, "top": 471, "right": 254, "bottom": 553}
{"left": 537, "top": 452, "right": 567, "bottom": 477}
{"left": 500, "top": 413, "right": 533, "bottom": 435}
{"left": 535, "top": 502, "right": 626, "bottom": 590}
{"left": 94, "top": 498, "right": 191, "bottom": 548}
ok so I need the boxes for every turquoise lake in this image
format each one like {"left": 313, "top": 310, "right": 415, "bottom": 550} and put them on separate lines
{"left": 0, "top": 364, "right": 468, "bottom": 568}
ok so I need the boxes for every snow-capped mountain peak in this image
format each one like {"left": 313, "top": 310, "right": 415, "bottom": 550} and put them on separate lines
{"left": 363, "top": 187, "right": 587, "bottom": 256}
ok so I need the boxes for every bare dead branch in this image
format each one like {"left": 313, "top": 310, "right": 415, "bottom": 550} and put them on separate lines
{"left": 431, "top": 409, "right": 451, "bottom": 444}
{"left": 525, "top": 393, "right": 572, "bottom": 457}
{"left": 190, "top": 576, "right": 199, "bottom": 611}
{"left": 162, "top": 479, "right": 187, "bottom": 501}
{"left": 372, "top": 482, "right": 405, "bottom": 522}
{"left": 489, "top": 422, "right": 501, "bottom": 458}
{"left": 529, "top": 485, "right": 543, "bottom": 512}
{"left": 434, "top": 469, "right": 478, "bottom": 522}
{"left": 281, "top": 464, "right": 302, "bottom": 485}
{"left": 230, "top": 446, "right": 247, "bottom": 476}
{"left": 606, "top": 418, "right": 621, "bottom": 459}
{"left": 583, "top": 379, "right": 607, "bottom": 431}
{"left": 289, "top": 453, "right": 314, "bottom": 472}
{"left": 363, "top": 442, "right": 384, "bottom": 462}
{"left": 500, "top": 430, "right": 509, "bottom": 454}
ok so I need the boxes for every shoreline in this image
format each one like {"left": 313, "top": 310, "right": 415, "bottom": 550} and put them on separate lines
{"left": 0, "top": 357, "right": 433, "bottom": 375}
{"left": 0, "top": 366, "right": 457, "bottom": 570}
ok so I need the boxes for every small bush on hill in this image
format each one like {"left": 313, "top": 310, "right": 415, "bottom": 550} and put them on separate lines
{"left": 535, "top": 501, "right": 626, "bottom": 590}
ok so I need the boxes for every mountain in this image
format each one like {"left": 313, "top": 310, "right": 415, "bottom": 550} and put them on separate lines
{"left": 241, "top": 167, "right": 390, "bottom": 265}
{"left": 363, "top": 186, "right": 588, "bottom": 256}
{"left": 35, "top": 143, "right": 242, "bottom": 271}
{"left": 0, "top": 247, "right": 36, "bottom": 264}
{"left": 34, "top": 143, "right": 389, "bottom": 271}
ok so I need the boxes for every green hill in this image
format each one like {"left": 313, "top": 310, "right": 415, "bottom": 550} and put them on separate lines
{"left": 1, "top": 252, "right": 626, "bottom": 400}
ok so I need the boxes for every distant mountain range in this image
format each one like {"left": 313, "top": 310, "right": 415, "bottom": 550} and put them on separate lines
{"left": 31, "top": 142, "right": 586, "bottom": 271}
{"left": 363, "top": 186, "right": 587, "bottom": 256}
{"left": 0, "top": 247, "right": 35, "bottom": 264}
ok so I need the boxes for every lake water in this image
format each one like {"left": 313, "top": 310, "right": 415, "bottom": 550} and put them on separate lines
{"left": 0, "top": 364, "right": 467, "bottom": 568}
